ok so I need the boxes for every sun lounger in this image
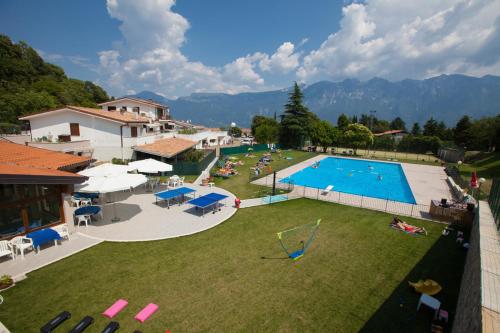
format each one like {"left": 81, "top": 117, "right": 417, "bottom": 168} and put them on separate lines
{"left": 134, "top": 303, "right": 159, "bottom": 323}
{"left": 40, "top": 311, "right": 71, "bottom": 333}
{"left": 103, "top": 299, "right": 128, "bottom": 319}
{"left": 322, "top": 185, "right": 334, "bottom": 195}
{"left": 68, "top": 316, "right": 94, "bottom": 333}
{"left": 101, "top": 321, "right": 120, "bottom": 333}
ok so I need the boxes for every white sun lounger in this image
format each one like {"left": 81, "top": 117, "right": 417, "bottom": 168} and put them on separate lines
{"left": 322, "top": 185, "right": 334, "bottom": 195}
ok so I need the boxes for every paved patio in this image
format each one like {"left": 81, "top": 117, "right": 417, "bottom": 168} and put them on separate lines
{"left": 75, "top": 185, "right": 237, "bottom": 242}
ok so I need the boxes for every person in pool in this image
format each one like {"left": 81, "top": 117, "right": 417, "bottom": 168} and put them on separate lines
{"left": 377, "top": 174, "right": 383, "bottom": 180}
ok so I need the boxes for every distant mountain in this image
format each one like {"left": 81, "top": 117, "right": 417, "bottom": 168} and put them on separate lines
{"left": 133, "top": 74, "right": 500, "bottom": 128}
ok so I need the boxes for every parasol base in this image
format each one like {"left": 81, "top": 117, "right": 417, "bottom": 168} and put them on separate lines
{"left": 111, "top": 217, "right": 120, "bottom": 222}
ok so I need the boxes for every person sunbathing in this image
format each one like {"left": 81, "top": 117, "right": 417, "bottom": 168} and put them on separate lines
{"left": 392, "top": 217, "right": 427, "bottom": 235}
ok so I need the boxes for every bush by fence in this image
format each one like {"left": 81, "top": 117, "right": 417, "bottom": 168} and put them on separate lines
{"left": 221, "top": 143, "right": 278, "bottom": 155}
{"left": 169, "top": 149, "right": 216, "bottom": 175}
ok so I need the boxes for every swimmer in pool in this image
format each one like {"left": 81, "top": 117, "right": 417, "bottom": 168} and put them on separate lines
{"left": 377, "top": 174, "right": 383, "bottom": 180}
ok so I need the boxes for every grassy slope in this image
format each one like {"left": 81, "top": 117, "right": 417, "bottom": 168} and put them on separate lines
{"left": 454, "top": 152, "right": 500, "bottom": 195}
{"left": 211, "top": 150, "right": 316, "bottom": 199}
{"left": 1, "top": 199, "right": 465, "bottom": 332}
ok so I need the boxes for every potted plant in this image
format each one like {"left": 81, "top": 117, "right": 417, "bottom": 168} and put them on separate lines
{"left": 0, "top": 275, "right": 14, "bottom": 290}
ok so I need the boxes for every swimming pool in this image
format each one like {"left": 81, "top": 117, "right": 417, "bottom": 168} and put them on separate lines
{"left": 281, "top": 157, "right": 416, "bottom": 204}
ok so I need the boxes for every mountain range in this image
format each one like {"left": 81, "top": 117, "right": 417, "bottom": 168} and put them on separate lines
{"left": 133, "top": 74, "right": 500, "bottom": 128}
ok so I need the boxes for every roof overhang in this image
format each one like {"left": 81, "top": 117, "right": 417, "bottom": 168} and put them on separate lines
{"left": 0, "top": 174, "right": 88, "bottom": 184}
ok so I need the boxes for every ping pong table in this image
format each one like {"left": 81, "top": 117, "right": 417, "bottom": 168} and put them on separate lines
{"left": 154, "top": 187, "right": 196, "bottom": 208}
{"left": 187, "top": 192, "right": 229, "bottom": 216}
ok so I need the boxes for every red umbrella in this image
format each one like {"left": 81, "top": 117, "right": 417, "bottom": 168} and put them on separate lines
{"left": 470, "top": 171, "right": 478, "bottom": 188}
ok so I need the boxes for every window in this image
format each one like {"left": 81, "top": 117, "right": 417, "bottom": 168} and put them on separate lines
{"left": 107, "top": 106, "right": 116, "bottom": 111}
{"left": 132, "top": 106, "right": 140, "bottom": 113}
{"left": 120, "top": 106, "right": 127, "bottom": 112}
{"left": 131, "top": 127, "right": 138, "bottom": 137}
{"left": 70, "top": 123, "right": 80, "bottom": 136}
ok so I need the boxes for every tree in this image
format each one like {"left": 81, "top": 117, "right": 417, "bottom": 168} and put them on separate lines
{"left": 251, "top": 115, "right": 267, "bottom": 136}
{"left": 342, "top": 123, "right": 374, "bottom": 154}
{"left": 372, "top": 120, "right": 390, "bottom": 133}
{"left": 337, "top": 113, "right": 350, "bottom": 131}
{"left": 423, "top": 117, "right": 439, "bottom": 136}
{"left": 411, "top": 122, "right": 421, "bottom": 135}
{"left": 254, "top": 118, "right": 279, "bottom": 144}
{"left": 390, "top": 117, "right": 406, "bottom": 131}
{"left": 453, "top": 115, "right": 473, "bottom": 147}
{"left": 310, "top": 120, "right": 334, "bottom": 152}
{"left": 351, "top": 115, "right": 358, "bottom": 123}
{"left": 467, "top": 115, "right": 500, "bottom": 151}
{"left": 279, "top": 82, "right": 315, "bottom": 148}
{"left": 229, "top": 126, "right": 242, "bottom": 137}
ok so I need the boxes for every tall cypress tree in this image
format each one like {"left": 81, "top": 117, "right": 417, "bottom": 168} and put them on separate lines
{"left": 279, "top": 82, "right": 315, "bottom": 148}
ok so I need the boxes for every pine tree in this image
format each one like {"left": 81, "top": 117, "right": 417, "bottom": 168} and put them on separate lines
{"left": 411, "top": 122, "right": 421, "bottom": 135}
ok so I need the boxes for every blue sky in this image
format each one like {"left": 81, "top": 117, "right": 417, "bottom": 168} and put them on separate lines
{"left": 1, "top": 0, "right": 499, "bottom": 98}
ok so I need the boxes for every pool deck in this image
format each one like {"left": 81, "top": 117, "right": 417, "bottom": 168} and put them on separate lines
{"left": 252, "top": 154, "right": 453, "bottom": 219}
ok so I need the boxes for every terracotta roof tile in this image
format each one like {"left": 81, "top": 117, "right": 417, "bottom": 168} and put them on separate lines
{"left": 374, "top": 129, "right": 407, "bottom": 136}
{"left": 133, "top": 137, "right": 197, "bottom": 158}
{"left": 19, "top": 106, "right": 150, "bottom": 124}
{"left": 0, "top": 141, "right": 92, "bottom": 170}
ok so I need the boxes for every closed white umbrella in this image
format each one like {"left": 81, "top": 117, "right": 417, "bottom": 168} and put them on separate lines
{"left": 77, "top": 173, "right": 147, "bottom": 222}
{"left": 79, "top": 163, "right": 135, "bottom": 177}
{"left": 128, "top": 159, "right": 172, "bottom": 173}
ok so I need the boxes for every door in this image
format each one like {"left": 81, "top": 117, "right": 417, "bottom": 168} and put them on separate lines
{"left": 131, "top": 127, "right": 138, "bottom": 137}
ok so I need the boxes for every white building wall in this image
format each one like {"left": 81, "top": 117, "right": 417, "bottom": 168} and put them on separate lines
{"left": 102, "top": 101, "right": 157, "bottom": 120}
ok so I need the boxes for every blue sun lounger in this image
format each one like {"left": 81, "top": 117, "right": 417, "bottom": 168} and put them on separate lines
{"left": 187, "top": 193, "right": 229, "bottom": 216}
{"left": 154, "top": 187, "right": 196, "bottom": 208}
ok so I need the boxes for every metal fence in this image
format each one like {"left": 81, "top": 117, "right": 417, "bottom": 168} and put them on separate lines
{"left": 253, "top": 175, "right": 432, "bottom": 220}
{"left": 488, "top": 178, "right": 500, "bottom": 228}
{"left": 330, "top": 146, "right": 439, "bottom": 163}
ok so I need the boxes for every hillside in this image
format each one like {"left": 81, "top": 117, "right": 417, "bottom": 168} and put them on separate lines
{"left": 135, "top": 75, "right": 500, "bottom": 127}
{"left": 0, "top": 34, "right": 109, "bottom": 127}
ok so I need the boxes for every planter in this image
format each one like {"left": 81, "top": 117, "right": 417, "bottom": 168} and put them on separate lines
{"left": 0, "top": 282, "right": 14, "bottom": 291}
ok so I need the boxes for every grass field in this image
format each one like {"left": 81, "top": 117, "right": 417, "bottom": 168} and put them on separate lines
{"left": 211, "top": 150, "right": 316, "bottom": 198}
{"left": 0, "top": 199, "right": 466, "bottom": 332}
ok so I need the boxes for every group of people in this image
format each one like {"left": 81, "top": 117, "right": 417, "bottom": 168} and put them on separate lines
{"left": 252, "top": 153, "right": 273, "bottom": 176}
{"left": 215, "top": 158, "right": 243, "bottom": 178}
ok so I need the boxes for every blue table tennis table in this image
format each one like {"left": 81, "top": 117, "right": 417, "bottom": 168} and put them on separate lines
{"left": 154, "top": 187, "right": 196, "bottom": 208}
{"left": 187, "top": 192, "right": 229, "bottom": 216}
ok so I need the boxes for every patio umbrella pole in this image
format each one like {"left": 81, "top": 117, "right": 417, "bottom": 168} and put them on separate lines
{"left": 112, "top": 192, "right": 120, "bottom": 222}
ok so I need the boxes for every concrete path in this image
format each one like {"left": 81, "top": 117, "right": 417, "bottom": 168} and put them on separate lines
{"left": 0, "top": 233, "right": 102, "bottom": 280}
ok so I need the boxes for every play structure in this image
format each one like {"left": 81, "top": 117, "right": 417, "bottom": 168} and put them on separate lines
{"left": 277, "top": 219, "right": 321, "bottom": 260}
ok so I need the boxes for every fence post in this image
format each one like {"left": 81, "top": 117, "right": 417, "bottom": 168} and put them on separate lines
{"left": 361, "top": 195, "right": 364, "bottom": 208}
{"left": 411, "top": 204, "right": 414, "bottom": 217}
{"left": 303, "top": 186, "right": 306, "bottom": 197}
{"left": 317, "top": 188, "right": 319, "bottom": 200}
{"left": 385, "top": 199, "right": 389, "bottom": 212}
{"left": 338, "top": 191, "right": 341, "bottom": 203}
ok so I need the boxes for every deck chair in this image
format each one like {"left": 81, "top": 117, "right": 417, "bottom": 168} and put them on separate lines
{"left": 322, "top": 185, "right": 334, "bottom": 195}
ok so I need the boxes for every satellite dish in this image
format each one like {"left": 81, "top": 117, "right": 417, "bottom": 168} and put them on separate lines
{"left": 230, "top": 122, "right": 236, "bottom": 127}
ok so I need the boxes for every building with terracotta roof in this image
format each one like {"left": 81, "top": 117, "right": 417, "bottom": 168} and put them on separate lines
{"left": 134, "top": 137, "right": 197, "bottom": 159}
{"left": 0, "top": 141, "right": 92, "bottom": 240}
{"left": 98, "top": 97, "right": 170, "bottom": 121}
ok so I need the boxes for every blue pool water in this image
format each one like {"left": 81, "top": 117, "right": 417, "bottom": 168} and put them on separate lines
{"left": 281, "top": 157, "right": 416, "bottom": 204}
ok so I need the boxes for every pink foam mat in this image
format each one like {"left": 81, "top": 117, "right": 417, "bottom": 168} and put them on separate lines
{"left": 102, "top": 299, "right": 128, "bottom": 319}
{"left": 134, "top": 303, "right": 159, "bottom": 323}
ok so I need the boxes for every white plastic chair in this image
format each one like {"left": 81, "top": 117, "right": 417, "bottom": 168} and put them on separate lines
{"left": 71, "top": 197, "right": 81, "bottom": 207}
{"left": 51, "top": 224, "right": 70, "bottom": 241}
{"left": 76, "top": 215, "right": 91, "bottom": 227}
{"left": 9, "top": 236, "right": 34, "bottom": 259}
{"left": 179, "top": 177, "right": 185, "bottom": 186}
{"left": 0, "top": 240, "right": 14, "bottom": 260}
{"left": 79, "top": 198, "right": 92, "bottom": 206}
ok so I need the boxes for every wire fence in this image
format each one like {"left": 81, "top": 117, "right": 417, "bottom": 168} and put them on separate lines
{"left": 488, "top": 178, "right": 500, "bottom": 228}
{"left": 253, "top": 175, "right": 432, "bottom": 219}
{"left": 328, "top": 147, "right": 440, "bottom": 163}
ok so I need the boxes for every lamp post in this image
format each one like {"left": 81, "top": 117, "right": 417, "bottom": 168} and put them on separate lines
{"left": 478, "top": 177, "right": 486, "bottom": 198}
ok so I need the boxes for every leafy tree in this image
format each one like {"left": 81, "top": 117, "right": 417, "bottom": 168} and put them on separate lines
{"left": 423, "top": 117, "right": 439, "bottom": 136}
{"left": 351, "top": 115, "right": 358, "bottom": 123}
{"left": 251, "top": 115, "right": 267, "bottom": 136}
{"left": 398, "top": 135, "right": 442, "bottom": 154}
{"left": 411, "top": 122, "right": 422, "bottom": 135}
{"left": 279, "top": 82, "right": 316, "bottom": 148}
{"left": 453, "top": 115, "right": 473, "bottom": 147}
{"left": 467, "top": 115, "right": 500, "bottom": 151}
{"left": 310, "top": 120, "right": 335, "bottom": 152}
{"left": 390, "top": 117, "right": 406, "bottom": 131}
{"left": 254, "top": 118, "right": 279, "bottom": 144}
{"left": 342, "top": 123, "right": 374, "bottom": 154}
{"left": 337, "top": 113, "right": 350, "bottom": 131}
{"left": 373, "top": 135, "right": 396, "bottom": 150}
{"left": 0, "top": 34, "right": 109, "bottom": 124}
{"left": 372, "top": 120, "right": 390, "bottom": 133}
{"left": 229, "top": 126, "right": 242, "bottom": 137}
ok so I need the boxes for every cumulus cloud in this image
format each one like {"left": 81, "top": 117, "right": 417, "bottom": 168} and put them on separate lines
{"left": 297, "top": 0, "right": 500, "bottom": 81}
{"left": 259, "top": 42, "right": 300, "bottom": 74}
{"left": 99, "top": 0, "right": 290, "bottom": 96}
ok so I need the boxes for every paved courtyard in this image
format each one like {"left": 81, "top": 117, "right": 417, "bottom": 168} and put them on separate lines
{"left": 75, "top": 184, "right": 237, "bottom": 242}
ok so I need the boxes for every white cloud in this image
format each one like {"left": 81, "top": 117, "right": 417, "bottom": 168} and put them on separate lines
{"left": 259, "top": 42, "right": 300, "bottom": 74}
{"left": 297, "top": 0, "right": 500, "bottom": 81}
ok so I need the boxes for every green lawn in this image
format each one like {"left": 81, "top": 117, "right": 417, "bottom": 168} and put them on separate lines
{"left": 211, "top": 150, "right": 317, "bottom": 198}
{"left": 0, "top": 199, "right": 466, "bottom": 332}
{"left": 451, "top": 152, "right": 500, "bottom": 197}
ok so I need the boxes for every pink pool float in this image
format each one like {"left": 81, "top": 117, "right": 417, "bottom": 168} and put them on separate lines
{"left": 135, "top": 303, "right": 159, "bottom": 323}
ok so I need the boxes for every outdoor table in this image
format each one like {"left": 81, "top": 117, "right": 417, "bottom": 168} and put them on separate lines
{"left": 26, "top": 228, "right": 62, "bottom": 253}
{"left": 74, "top": 192, "right": 99, "bottom": 199}
{"left": 74, "top": 205, "right": 101, "bottom": 217}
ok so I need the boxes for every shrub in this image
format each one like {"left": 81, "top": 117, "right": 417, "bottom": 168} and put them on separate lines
{"left": 184, "top": 149, "right": 204, "bottom": 162}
